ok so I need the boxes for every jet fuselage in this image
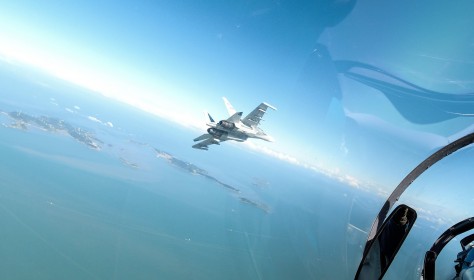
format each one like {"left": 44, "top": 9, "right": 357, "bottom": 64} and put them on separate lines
{"left": 206, "top": 119, "right": 274, "bottom": 143}
{"left": 192, "top": 97, "right": 276, "bottom": 150}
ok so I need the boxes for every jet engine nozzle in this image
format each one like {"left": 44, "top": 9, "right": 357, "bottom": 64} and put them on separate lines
{"left": 207, "top": 128, "right": 227, "bottom": 138}
{"left": 218, "top": 120, "right": 235, "bottom": 130}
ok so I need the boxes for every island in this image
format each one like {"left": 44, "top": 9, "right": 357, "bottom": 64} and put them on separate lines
{"left": 252, "top": 177, "right": 270, "bottom": 188}
{"left": 1, "top": 109, "right": 270, "bottom": 213}
{"left": 119, "top": 157, "right": 139, "bottom": 169}
{"left": 155, "top": 149, "right": 270, "bottom": 213}
{"left": 4, "top": 111, "right": 102, "bottom": 150}
{"left": 239, "top": 197, "right": 270, "bottom": 214}
{"left": 155, "top": 149, "right": 240, "bottom": 193}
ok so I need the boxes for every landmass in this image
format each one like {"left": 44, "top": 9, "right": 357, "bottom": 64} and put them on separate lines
{"left": 119, "top": 157, "right": 139, "bottom": 169}
{"left": 252, "top": 177, "right": 270, "bottom": 188}
{"left": 1, "top": 109, "right": 269, "bottom": 213}
{"left": 155, "top": 149, "right": 240, "bottom": 193}
{"left": 154, "top": 149, "right": 270, "bottom": 213}
{"left": 239, "top": 197, "right": 270, "bottom": 213}
{"left": 3, "top": 111, "right": 102, "bottom": 150}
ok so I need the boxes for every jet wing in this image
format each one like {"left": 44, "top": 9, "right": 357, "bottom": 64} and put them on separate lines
{"left": 242, "top": 102, "right": 277, "bottom": 127}
{"left": 192, "top": 134, "right": 224, "bottom": 150}
{"left": 226, "top": 112, "right": 243, "bottom": 123}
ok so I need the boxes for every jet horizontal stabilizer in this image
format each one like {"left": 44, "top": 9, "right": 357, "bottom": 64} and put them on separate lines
{"left": 194, "top": 134, "right": 212, "bottom": 142}
{"left": 192, "top": 144, "right": 208, "bottom": 150}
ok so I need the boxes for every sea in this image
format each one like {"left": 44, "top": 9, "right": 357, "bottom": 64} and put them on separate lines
{"left": 0, "top": 62, "right": 461, "bottom": 279}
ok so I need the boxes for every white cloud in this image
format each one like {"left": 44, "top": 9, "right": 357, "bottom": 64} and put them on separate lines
{"left": 346, "top": 111, "right": 449, "bottom": 151}
{"left": 340, "top": 135, "right": 349, "bottom": 156}
{"left": 88, "top": 116, "right": 101, "bottom": 123}
{"left": 413, "top": 206, "right": 457, "bottom": 227}
{"left": 243, "top": 141, "right": 377, "bottom": 191}
{"left": 0, "top": 37, "right": 203, "bottom": 130}
{"left": 0, "top": 36, "right": 381, "bottom": 193}
{"left": 87, "top": 116, "right": 114, "bottom": 128}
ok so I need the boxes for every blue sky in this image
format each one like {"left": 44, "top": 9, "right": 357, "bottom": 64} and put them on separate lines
{"left": 0, "top": 1, "right": 311, "bottom": 126}
{"left": 0, "top": 2, "right": 326, "bottom": 158}
{"left": 1, "top": 0, "right": 474, "bottom": 196}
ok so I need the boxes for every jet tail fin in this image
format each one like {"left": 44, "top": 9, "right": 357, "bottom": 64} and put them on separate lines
{"left": 204, "top": 111, "right": 215, "bottom": 123}
{"left": 223, "top": 97, "right": 237, "bottom": 116}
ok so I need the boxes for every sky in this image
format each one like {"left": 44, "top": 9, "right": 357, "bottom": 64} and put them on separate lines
{"left": 1, "top": 0, "right": 474, "bottom": 195}
{"left": 0, "top": 1, "right": 311, "bottom": 130}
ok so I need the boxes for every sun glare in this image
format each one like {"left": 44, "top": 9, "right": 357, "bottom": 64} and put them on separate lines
{"left": 0, "top": 37, "right": 205, "bottom": 130}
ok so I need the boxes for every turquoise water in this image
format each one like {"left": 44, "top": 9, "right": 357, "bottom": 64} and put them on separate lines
{"left": 2, "top": 85, "right": 456, "bottom": 279}
{"left": 0, "top": 66, "right": 384, "bottom": 279}
{"left": 0, "top": 115, "right": 378, "bottom": 279}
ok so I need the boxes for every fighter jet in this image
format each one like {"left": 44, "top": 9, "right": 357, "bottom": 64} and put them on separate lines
{"left": 192, "top": 97, "right": 276, "bottom": 150}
